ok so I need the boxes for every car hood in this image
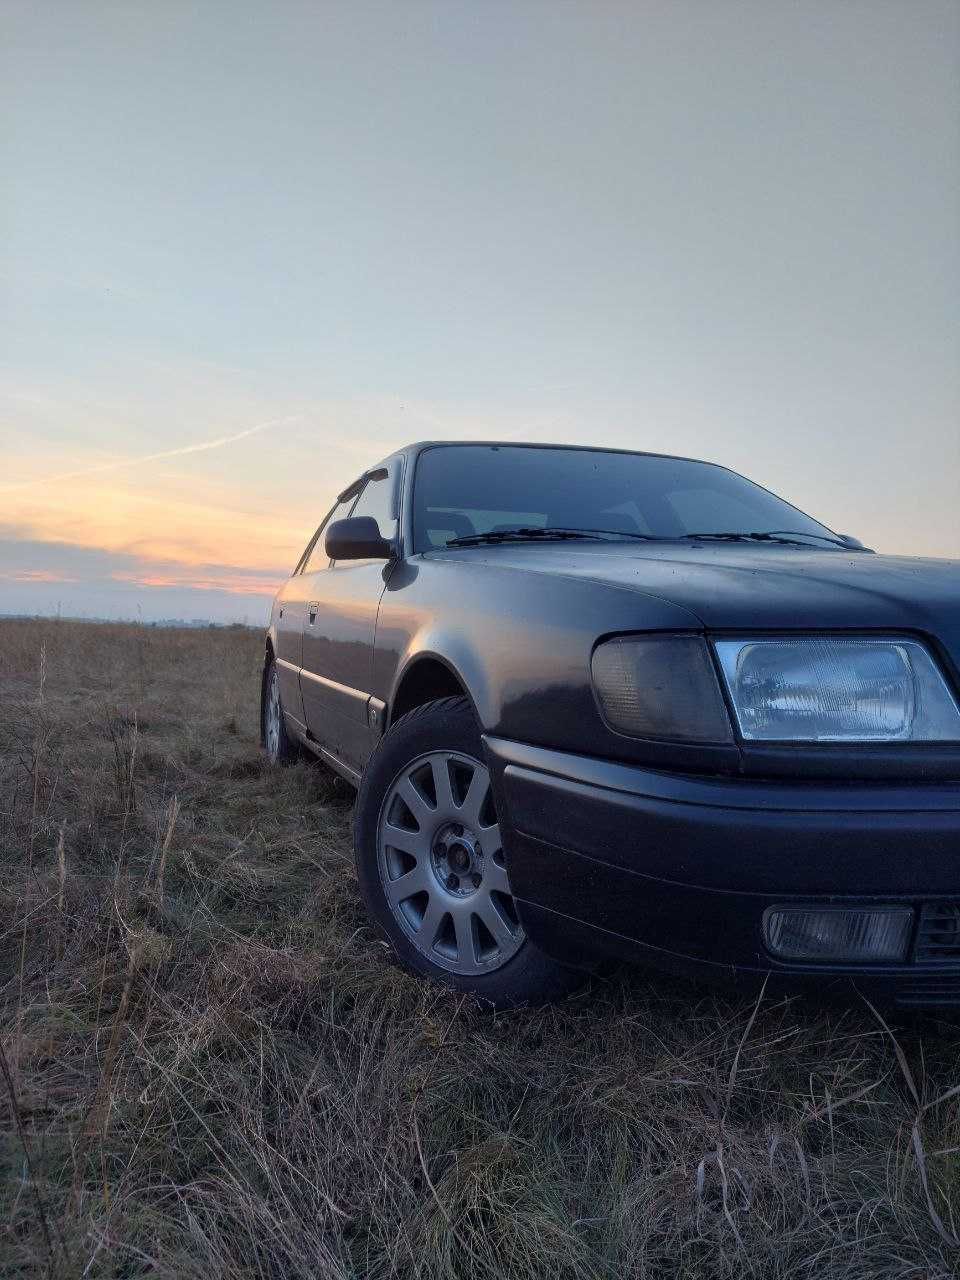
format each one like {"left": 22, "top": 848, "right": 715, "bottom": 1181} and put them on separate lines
{"left": 446, "top": 540, "right": 960, "bottom": 651}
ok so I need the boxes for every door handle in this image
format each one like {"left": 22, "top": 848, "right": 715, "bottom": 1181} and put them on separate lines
{"left": 307, "top": 601, "right": 319, "bottom": 625}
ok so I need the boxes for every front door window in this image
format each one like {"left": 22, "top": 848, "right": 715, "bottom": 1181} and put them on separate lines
{"left": 302, "top": 495, "right": 356, "bottom": 574}
{"left": 346, "top": 475, "right": 395, "bottom": 543}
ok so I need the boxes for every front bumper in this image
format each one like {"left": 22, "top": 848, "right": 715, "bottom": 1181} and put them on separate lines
{"left": 484, "top": 736, "right": 960, "bottom": 1006}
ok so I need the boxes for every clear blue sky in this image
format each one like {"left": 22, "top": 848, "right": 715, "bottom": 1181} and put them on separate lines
{"left": 2, "top": 0, "right": 958, "bottom": 622}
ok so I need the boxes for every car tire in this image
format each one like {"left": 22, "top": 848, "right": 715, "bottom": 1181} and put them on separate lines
{"left": 354, "top": 696, "right": 579, "bottom": 1007}
{"left": 262, "top": 658, "right": 301, "bottom": 765}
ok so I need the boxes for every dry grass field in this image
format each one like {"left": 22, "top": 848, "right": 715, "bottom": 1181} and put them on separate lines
{"left": 2, "top": 617, "right": 960, "bottom": 1278}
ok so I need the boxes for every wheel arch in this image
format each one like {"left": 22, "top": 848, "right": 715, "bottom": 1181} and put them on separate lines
{"left": 387, "top": 651, "right": 482, "bottom": 730}
{"left": 259, "top": 635, "right": 276, "bottom": 746}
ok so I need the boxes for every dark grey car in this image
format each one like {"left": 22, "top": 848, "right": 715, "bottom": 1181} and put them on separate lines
{"left": 262, "top": 442, "right": 960, "bottom": 1007}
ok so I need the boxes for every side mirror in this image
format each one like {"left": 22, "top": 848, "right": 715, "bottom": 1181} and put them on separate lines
{"left": 837, "top": 533, "right": 868, "bottom": 550}
{"left": 325, "top": 516, "right": 394, "bottom": 561}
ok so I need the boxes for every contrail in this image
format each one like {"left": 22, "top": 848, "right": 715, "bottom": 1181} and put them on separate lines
{"left": 0, "top": 415, "right": 301, "bottom": 492}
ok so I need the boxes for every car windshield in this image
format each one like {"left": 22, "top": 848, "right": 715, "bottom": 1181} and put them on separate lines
{"left": 412, "top": 445, "right": 837, "bottom": 552}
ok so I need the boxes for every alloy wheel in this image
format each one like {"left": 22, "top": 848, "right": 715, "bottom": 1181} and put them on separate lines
{"left": 377, "top": 749, "right": 524, "bottom": 975}
{"left": 265, "top": 666, "right": 282, "bottom": 761}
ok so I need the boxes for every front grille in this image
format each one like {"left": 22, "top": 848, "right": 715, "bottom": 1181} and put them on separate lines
{"left": 896, "top": 975, "right": 960, "bottom": 1006}
{"left": 914, "top": 903, "right": 960, "bottom": 964}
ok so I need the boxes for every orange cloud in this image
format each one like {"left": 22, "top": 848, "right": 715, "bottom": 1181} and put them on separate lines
{"left": 7, "top": 478, "right": 310, "bottom": 575}
{"left": 110, "top": 568, "right": 281, "bottom": 596}
{"left": 2, "top": 569, "right": 79, "bottom": 583}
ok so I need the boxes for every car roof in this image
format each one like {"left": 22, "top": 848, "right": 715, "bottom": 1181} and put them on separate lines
{"left": 393, "top": 440, "right": 717, "bottom": 468}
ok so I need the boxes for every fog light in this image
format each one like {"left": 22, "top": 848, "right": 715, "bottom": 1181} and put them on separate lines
{"left": 763, "top": 907, "right": 913, "bottom": 962}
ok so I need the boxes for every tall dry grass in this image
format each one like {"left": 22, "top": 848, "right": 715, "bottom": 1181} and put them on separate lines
{"left": 1, "top": 616, "right": 959, "bottom": 1278}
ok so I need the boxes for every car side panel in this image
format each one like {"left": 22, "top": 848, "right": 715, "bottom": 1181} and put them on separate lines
{"left": 270, "top": 577, "right": 308, "bottom": 725}
{"left": 300, "top": 558, "right": 393, "bottom": 770}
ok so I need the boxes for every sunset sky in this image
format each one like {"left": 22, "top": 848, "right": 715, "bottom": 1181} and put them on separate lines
{"left": 2, "top": 1, "right": 958, "bottom": 624}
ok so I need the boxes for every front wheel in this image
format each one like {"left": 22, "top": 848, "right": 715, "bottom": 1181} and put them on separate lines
{"left": 354, "top": 696, "right": 578, "bottom": 1007}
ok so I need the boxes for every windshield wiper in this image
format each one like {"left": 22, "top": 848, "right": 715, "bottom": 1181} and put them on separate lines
{"left": 446, "top": 526, "right": 657, "bottom": 547}
{"left": 765, "top": 530, "right": 867, "bottom": 548}
{"left": 445, "top": 526, "right": 865, "bottom": 551}
{"left": 681, "top": 530, "right": 855, "bottom": 549}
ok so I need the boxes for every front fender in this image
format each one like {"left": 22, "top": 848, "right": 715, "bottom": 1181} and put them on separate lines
{"left": 373, "top": 557, "right": 738, "bottom": 774}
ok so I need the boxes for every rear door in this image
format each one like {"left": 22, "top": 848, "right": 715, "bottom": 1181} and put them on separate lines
{"left": 299, "top": 467, "right": 398, "bottom": 770}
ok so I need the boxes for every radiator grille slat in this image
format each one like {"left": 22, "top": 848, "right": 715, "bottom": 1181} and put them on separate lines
{"left": 896, "top": 978, "right": 960, "bottom": 1006}
{"left": 914, "top": 903, "right": 960, "bottom": 964}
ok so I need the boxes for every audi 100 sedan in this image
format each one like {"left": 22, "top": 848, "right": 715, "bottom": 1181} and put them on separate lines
{"left": 262, "top": 441, "right": 960, "bottom": 1007}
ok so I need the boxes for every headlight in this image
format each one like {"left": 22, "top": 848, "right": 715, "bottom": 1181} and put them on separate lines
{"left": 714, "top": 637, "right": 960, "bottom": 742}
{"left": 591, "top": 635, "right": 733, "bottom": 742}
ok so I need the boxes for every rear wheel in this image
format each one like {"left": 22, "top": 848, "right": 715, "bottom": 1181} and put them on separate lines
{"left": 354, "top": 696, "right": 577, "bottom": 1006}
{"left": 263, "top": 659, "right": 300, "bottom": 764}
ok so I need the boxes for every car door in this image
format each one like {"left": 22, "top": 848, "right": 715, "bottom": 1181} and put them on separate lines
{"left": 274, "top": 496, "right": 355, "bottom": 727}
{"left": 299, "top": 467, "right": 398, "bottom": 770}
